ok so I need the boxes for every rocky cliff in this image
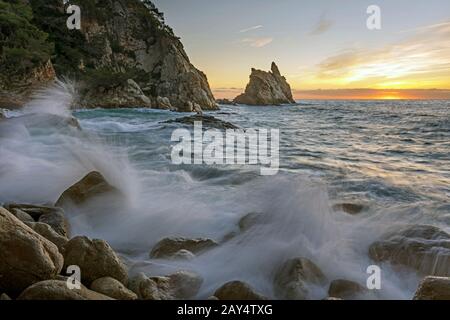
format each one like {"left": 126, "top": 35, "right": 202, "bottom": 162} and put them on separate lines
{"left": 0, "top": 0, "right": 218, "bottom": 111}
{"left": 234, "top": 62, "right": 295, "bottom": 105}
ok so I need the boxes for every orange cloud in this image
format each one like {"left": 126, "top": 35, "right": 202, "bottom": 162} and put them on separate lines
{"left": 306, "top": 21, "right": 450, "bottom": 89}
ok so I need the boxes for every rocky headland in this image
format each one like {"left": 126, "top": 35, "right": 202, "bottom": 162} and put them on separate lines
{"left": 0, "top": 0, "right": 217, "bottom": 112}
{"left": 234, "top": 62, "right": 296, "bottom": 106}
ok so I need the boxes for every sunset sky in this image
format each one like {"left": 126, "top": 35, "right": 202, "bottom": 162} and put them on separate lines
{"left": 153, "top": 0, "right": 450, "bottom": 99}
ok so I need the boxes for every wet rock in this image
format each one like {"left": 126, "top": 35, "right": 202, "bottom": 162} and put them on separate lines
{"left": 170, "top": 249, "right": 196, "bottom": 261}
{"left": 239, "top": 212, "right": 263, "bottom": 232}
{"left": 63, "top": 236, "right": 128, "bottom": 286}
{"left": 414, "top": 276, "right": 450, "bottom": 300}
{"left": 163, "top": 114, "right": 238, "bottom": 130}
{"left": 168, "top": 271, "right": 203, "bottom": 299}
{"left": 6, "top": 203, "right": 58, "bottom": 220}
{"left": 38, "top": 209, "right": 70, "bottom": 238}
{"left": 333, "top": 203, "right": 365, "bottom": 215}
{"left": 156, "top": 96, "right": 173, "bottom": 110}
{"left": 369, "top": 225, "right": 450, "bottom": 277}
{"left": 17, "top": 280, "right": 113, "bottom": 300}
{"left": 82, "top": 79, "right": 152, "bottom": 109}
{"left": 150, "top": 237, "right": 218, "bottom": 259}
{"left": 9, "top": 208, "right": 34, "bottom": 223}
{"left": 128, "top": 273, "right": 162, "bottom": 300}
{"left": 273, "top": 257, "right": 327, "bottom": 300}
{"left": 55, "top": 171, "right": 121, "bottom": 207}
{"left": 234, "top": 62, "right": 295, "bottom": 106}
{"left": 5, "top": 204, "right": 69, "bottom": 237}
{"left": 0, "top": 207, "right": 64, "bottom": 295}
{"left": 91, "top": 277, "right": 137, "bottom": 300}
{"left": 26, "top": 222, "right": 68, "bottom": 253}
{"left": 214, "top": 281, "right": 267, "bottom": 300}
{"left": 328, "top": 279, "right": 367, "bottom": 300}
{"left": 128, "top": 271, "right": 202, "bottom": 300}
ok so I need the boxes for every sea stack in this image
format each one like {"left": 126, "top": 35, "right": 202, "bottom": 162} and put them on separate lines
{"left": 234, "top": 62, "right": 295, "bottom": 105}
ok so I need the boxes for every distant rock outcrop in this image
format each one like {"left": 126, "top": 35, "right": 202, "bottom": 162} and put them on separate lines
{"left": 234, "top": 62, "right": 295, "bottom": 105}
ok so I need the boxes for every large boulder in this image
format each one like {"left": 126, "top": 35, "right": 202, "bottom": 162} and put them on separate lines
{"left": 17, "top": 280, "right": 113, "bottom": 300}
{"left": 273, "top": 257, "right": 327, "bottom": 300}
{"left": 369, "top": 225, "right": 450, "bottom": 277}
{"left": 55, "top": 171, "right": 121, "bottom": 207}
{"left": 214, "top": 281, "right": 267, "bottom": 300}
{"left": 63, "top": 236, "right": 128, "bottom": 286}
{"left": 91, "top": 277, "right": 137, "bottom": 300}
{"left": 413, "top": 276, "right": 450, "bottom": 300}
{"left": 234, "top": 62, "right": 295, "bottom": 106}
{"left": 0, "top": 208, "right": 64, "bottom": 295}
{"left": 150, "top": 237, "right": 218, "bottom": 259}
{"left": 128, "top": 271, "right": 202, "bottom": 300}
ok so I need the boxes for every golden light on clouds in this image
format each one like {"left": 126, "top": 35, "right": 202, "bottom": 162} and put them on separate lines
{"left": 305, "top": 21, "right": 450, "bottom": 91}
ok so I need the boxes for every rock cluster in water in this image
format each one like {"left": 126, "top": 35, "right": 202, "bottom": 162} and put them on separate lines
{"left": 234, "top": 62, "right": 296, "bottom": 106}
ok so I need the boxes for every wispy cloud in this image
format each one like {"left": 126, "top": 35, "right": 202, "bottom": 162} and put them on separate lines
{"left": 239, "top": 25, "right": 263, "bottom": 33}
{"left": 312, "top": 21, "right": 450, "bottom": 88}
{"left": 310, "top": 13, "right": 333, "bottom": 36}
{"left": 240, "top": 37, "right": 273, "bottom": 48}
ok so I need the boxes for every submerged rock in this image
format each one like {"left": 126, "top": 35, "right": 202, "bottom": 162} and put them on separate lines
{"left": 328, "top": 279, "right": 367, "bottom": 300}
{"left": 414, "top": 276, "right": 450, "bottom": 300}
{"left": 163, "top": 114, "right": 238, "bottom": 130}
{"left": 0, "top": 207, "right": 63, "bottom": 295}
{"left": 91, "top": 277, "right": 137, "bottom": 300}
{"left": 17, "top": 280, "right": 113, "bottom": 300}
{"left": 128, "top": 271, "right": 202, "bottom": 300}
{"left": 238, "top": 212, "right": 263, "bottom": 232}
{"left": 63, "top": 236, "right": 128, "bottom": 286}
{"left": 214, "top": 281, "right": 267, "bottom": 300}
{"left": 234, "top": 62, "right": 295, "bottom": 106}
{"left": 369, "top": 225, "right": 450, "bottom": 277}
{"left": 55, "top": 171, "right": 121, "bottom": 207}
{"left": 216, "top": 98, "right": 237, "bottom": 106}
{"left": 332, "top": 203, "right": 365, "bottom": 215}
{"left": 170, "top": 249, "right": 196, "bottom": 261}
{"left": 273, "top": 257, "right": 327, "bottom": 300}
{"left": 150, "top": 237, "right": 218, "bottom": 259}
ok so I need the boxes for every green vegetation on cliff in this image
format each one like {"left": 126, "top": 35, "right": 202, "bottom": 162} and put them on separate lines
{"left": 0, "top": 0, "right": 53, "bottom": 87}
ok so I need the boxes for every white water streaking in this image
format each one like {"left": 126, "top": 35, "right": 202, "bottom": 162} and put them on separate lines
{"left": 0, "top": 82, "right": 449, "bottom": 299}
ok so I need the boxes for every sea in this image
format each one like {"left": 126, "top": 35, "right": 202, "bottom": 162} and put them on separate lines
{"left": 0, "top": 83, "right": 449, "bottom": 299}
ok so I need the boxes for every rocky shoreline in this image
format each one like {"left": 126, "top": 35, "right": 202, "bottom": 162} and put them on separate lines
{"left": 1, "top": 167, "right": 449, "bottom": 300}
